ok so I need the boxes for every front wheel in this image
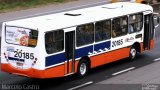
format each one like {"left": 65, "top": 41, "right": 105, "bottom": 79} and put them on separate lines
{"left": 77, "top": 60, "right": 89, "bottom": 78}
{"left": 129, "top": 46, "right": 137, "bottom": 60}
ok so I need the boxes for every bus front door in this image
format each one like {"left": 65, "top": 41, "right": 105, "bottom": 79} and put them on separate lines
{"left": 143, "top": 14, "right": 154, "bottom": 50}
{"left": 65, "top": 31, "right": 75, "bottom": 75}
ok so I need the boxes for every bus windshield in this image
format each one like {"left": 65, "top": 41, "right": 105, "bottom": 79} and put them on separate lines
{"left": 5, "top": 26, "right": 38, "bottom": 47}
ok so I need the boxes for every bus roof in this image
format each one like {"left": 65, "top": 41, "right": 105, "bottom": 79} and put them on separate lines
{"left": 4, "top": 2, "right": 153, "bottom": 32}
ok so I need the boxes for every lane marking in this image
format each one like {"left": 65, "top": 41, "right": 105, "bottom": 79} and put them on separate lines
{"left": 155, "top": 24, "right": 159, "bottom": 28}
{"left": 112, "top": 67, "right": 135, "bottom": 76}
{"left": 67, "top": 81, "right": 93, "bottom": 90}
{"left": 154, "top": 58, "right": 160, "bottom": 62}
{"left": 1, "top": 1, "right": 108, "bottom": 22}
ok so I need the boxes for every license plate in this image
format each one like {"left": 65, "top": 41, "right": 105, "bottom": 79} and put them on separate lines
{"left": 16, "top": 62, "right": 23, "bottom": 66}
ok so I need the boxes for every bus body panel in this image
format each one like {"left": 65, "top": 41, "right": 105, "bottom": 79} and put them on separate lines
{"left": 150, "top": 39, "right": 154, "bottom": 49}
{"left": 1, "top": 26, "right": 44, "bottom": 70}
{"left": 1, "top": 25, "right": 46, "bottom": 78}
{"left": 1, "top": 63, "right": 44, "bottom": 78}
{"left": 90, "top": 53, "right": 106, "bottom": 68}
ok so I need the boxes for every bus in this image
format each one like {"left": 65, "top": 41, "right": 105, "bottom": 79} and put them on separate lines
{"left": 1, "top": 2, "right": 155, "bottom": 78}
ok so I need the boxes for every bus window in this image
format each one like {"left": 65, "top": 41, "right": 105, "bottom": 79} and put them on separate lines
{"left": 76, "top": 23, "right": 94, "bottom": 47}
{"left": 45, "top": 30, "right": 64, "bottom": 54}
{"left": 5, "top": 26, "right": 38, "bottom": 47}
{"left": 95, "top": 20, "right": 111, "bottom": 42}
{"left": 112, "top": 16, "right": 128, "bottom": 38}
{"left": 129, "top": 13, "right": 143, "bottom": 33}
{"left": 28, "top": 30, "right": 38, "bottom": 47}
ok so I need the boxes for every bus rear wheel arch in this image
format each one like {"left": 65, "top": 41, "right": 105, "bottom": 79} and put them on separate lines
{"left": 129, "top": 46, "right": 137, "bottom": 60}
{"left": 129, "top": 43, "right": 140, "bottom": 60}
{"left": 77, "top": 56, "right": 90, "bottom": 78}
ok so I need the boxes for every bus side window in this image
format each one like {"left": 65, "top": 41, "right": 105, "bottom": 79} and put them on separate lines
{"left": 120, "top": 17, "right": 128, "bottom": 35}
{"left": 95, "top": 20, "right": 111, "bottom": 42}
{"left": 112, "top": 16, "right": 128, "bottom": 38}
{"left": 76, "top": 23, "right": 94, "bottom": 47}
{"left": 112, "top": 18, "right": 120, "bottom": 37}
{"left": 45, "top": 30, "right": 64, "bottom": 54}
{"left": 129, "top": 13, "right": 143, "bottom": 33}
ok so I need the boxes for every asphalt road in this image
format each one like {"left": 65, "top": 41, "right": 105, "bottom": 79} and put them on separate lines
{"left": 0, "top": 1, "right": 160, "bottom": 90}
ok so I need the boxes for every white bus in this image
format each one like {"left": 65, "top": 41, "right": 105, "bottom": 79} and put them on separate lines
{"left": 1, "top": 2, "right": 155, "bottom": 78}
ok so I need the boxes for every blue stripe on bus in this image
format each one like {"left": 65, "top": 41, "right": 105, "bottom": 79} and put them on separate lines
{"left": 75, "top": 45, "right": 93, "bottom": 59}
{"left": 45, "top": 41, "right": 110, "bottom": 67}
{"left": 45, "top": 53, "right": 65, "bottom": 67}
{"left": 94, "top": 41, "right": 111, "bottom": 51}
{"left": 45, "top": 45, "right": 93, "bottom": 67}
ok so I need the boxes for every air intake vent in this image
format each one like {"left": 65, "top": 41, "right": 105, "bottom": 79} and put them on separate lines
{"left": 64, "top": 13, "right": 81, "bottom": 16}
{"left": 102, "top": 5, "right": 123, "bottom": 9}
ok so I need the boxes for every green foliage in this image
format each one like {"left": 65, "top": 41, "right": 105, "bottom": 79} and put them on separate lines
{"left": 0, "top": 0, "right": 70, "bottom": 13}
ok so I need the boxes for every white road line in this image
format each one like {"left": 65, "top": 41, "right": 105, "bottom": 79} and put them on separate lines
{"left": 67, "top": 81, "right": 93, "bottom": 90}
{"left": 112, "top": 67, "right": 135, "bottom": 76}
{"left": 155, "top": 24, "right": 159, "bottom": 28}
{"left": 154, "top": 58, "right": 160, "bottom": 61}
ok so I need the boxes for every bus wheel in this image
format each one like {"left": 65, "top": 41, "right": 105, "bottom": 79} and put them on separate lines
{"left": 129, "top": 46, "right": 137, "bottom": 60}
{"left": 77, "top": 59, "right": 89, "bottom": 78}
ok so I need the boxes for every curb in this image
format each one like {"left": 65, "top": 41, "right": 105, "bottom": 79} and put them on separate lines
{"left": 150, "top": 2, "right": 160, "bottom": 5}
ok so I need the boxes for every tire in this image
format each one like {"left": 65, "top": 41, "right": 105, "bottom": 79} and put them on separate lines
{"left": 129, "top": 46, "right": 137, "bottom": 61}
{"left": 77, "top": 59, "right": 89, "bottom": 78}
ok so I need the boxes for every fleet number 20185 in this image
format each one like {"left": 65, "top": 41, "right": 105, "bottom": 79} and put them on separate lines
{"left": 112, "top": 39, "right": 123, "bottom": 47}
{"left": 14, "top": 49, "right": 34, "bottom": 59}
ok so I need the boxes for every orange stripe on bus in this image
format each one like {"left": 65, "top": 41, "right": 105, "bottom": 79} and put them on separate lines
{"left": 1, "top": 63, "right": 66, "bottom": 78}
{"left": 43, "top": 64, "right": 65, "bottom": 78}
{"left": 140, "top": 42, "right": 144, "bottom": 52}
{"left": 90, "top": 53, "right": 106, "bottom": 68}
{"left": 1, "top": 64, "right": 44, "bottom": 78}
{"left": 64, "top": 60, "right": 79, "bottom": 74}
{"left": 2, "top": 42, "right": 150, "bottom": 78}
{"left": 1, "top": 61, "right": 80, "bottom": 78}
{"left": 90, "top": 47, "right": 130, "bottom": 68}
{"left": 150, "top": 39, "right": 154, "bottom": 49}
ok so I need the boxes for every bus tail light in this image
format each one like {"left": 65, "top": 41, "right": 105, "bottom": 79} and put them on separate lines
{"left": 32, "top": 58, "right": 38, "bottom": 66}
{"left": 34, "top": 58, "right": 37, "bottom": 63}
{"left": 4, "top": 53, "right": 8, "bottom": 61}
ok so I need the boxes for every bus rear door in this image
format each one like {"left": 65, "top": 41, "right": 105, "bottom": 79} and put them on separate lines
{"left": 65, "top": 31, "right": 75, "bottom": 75}
{"left": 143, "top": 14, "right": 154, "bottom": 50}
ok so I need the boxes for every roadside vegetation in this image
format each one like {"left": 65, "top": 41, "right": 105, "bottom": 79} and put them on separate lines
{"left": 0, "top": 0, "right": 75, "bottom": 13}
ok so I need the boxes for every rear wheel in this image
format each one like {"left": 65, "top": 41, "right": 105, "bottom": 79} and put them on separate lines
{"left": 129, "top": 46, "right": 137, "bottom": 60}
{"left": 77, "top": 59, "right": 89, "bottom": 78}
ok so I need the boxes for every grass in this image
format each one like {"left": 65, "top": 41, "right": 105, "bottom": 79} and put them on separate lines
{"left": 0, "top": 0, "right": 75, "bottom": 13}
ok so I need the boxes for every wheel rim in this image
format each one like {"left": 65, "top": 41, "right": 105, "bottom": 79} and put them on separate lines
{"left": 131, "top": 48, "right": 136, "bottom": 59}
{"left": 80, "top": 63, "right": 87, "bottom": 75}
